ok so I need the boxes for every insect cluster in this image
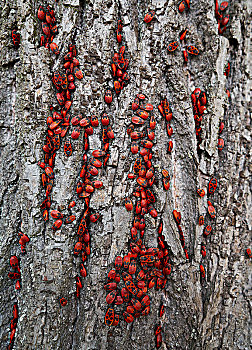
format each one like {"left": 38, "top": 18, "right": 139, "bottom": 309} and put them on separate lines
{"left": 38, "top": 43, "right": 83, "bottom": 223}
{"left": 197, "top": 178, "right": 218, "bottom": 279}
{"left": 37, "top": 5, "right": 59, "bottom": 54}
{"left": 191, "top": 88, "right": 207, "bottom": 153}
{"left": 104, "top": 20, "right": 130, "bottom": 103}
{"left": 7, "top": 303, "right": 18, "bottom": 350}
{"left": 167, "top": 29, "right": 199, "bottom": 64}
{"left": 8, "top": 255, "right": 21, "bottom": 290}
{"left": 103, "top": 94, "right": 172, "bottom": 346}
{"left": 158, "top": 98, "right": 174, "bottom": 155}
{"left": 215, "top": 1, "right": 230, "bottom": 35}
{"left": 108, "top": 20, "right": 130, "bottom": 100}
{"left": 6, "top": 1, "right": 241, "bottom": 349}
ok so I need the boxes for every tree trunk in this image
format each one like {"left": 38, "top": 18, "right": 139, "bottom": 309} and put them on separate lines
{"left": 0, "top": 0, "right": 250, "bottom": 349}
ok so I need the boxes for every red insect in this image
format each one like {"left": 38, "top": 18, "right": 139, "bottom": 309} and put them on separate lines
{"left": 125, "top": 198, "right": 133, "bottom": 211}
{"left": 167, "top": 140, "right": 173, "bottom": 153}
{"left": 10, "top": 256, "right": 19, "bottom": 269}
{"left": 208, "top": 178, "right": 218, "bottom": 194}
{"left": 159, "top": 304, "right": 165, "bottom": 317}
{"left": 121, "top": 288, "right": 130, "bottom": 303}
{"left": 141, "top": 140, "right": 153, "bottom": 149}
{"left": 74, "top": 242, "right": 83, "bottom": 255}
{"left": 187, "top": 46, "right": 199, "bottom": 55}
{"left": 200, "top": 264, "right": 205, "bottom": 278}
{"left": 135, "top": 109, "right": 149, "bottom": 120}
{"left": 163, "top": 178, "right": 170, "bottom": 191}
{"left": 201, "top": 245, "right": 207, "bottom": 258}
{"left": 50, "top": 42, "right": 60, "bottom": 55}
{"left": 104, "top": 89, "right": 113, "bottom": 104}
{"left": 142, "top": 305, "right": 150, "bottom": 316}
{"left": 11, "top": 30, "right": 20, "bottom": 47}
{"left": 116, "top": 29, "right": 122, "bottom": 43}
{"left": 144, "top": 10, "right": 155, "bottom": 23}
{"left": 197, "top": 189, "right": 205, "bottom": 197}
{"left": 218, "top": 138, "right": 224, "bottom": 151}
{"left": 180, "top": 29, "right": 188, "bottom": 42}
{"left": 130, "top": 131, "right": 144, "bottom": 140}
{"left": 50, "top": 210, "right": 63, "bottom": 219}
{"left": 15, "top": 280, "right": 21, "bottom": 290}
{"left": 199, "top": 92, "right": 207, "bottom": 106}
{"left": 132, "top": 116, "right": 145, "bottom": 125}
{"left": 42, "top": 22, "right": 50, "bottom": 36}
{"left": 105, "top": 308, "right": 115, "bottom": 326}
{"left": 80, "top": 263, "right": 87, "bottom": 278}
{"left": 117, "top": 20, "right": 123, "bottom": 31}
{"left": 71, "top": 127, "right": 81, "bottom": 140}
{"left": 219, "top": 122, "right": 224, "bottom": 134}
{"left": 106, "top": 290, "right": 117, "bottom": 304}
{"left": 38, "top": 5, "right": 46, "bottom": 20}
{"left": 162, "top": 169, "right": 170, "bottom": 180}
{"left": 133, "top": 158, "right": 142, "bottom": 173}
{"left": 8, "top": 272, "right": 21, "bottom": 280}
{"left": 66, "top": 215, "right": 75, "bottom": 224}
{"left": 156, "top": 332, "right": 162, "bottom": 349}
{"left": 114, "top": 80, "right": 121, "bottom": 95}
{"left": 208, "top": 202, "right": 216, "bottom": 219}
{"left": 183, "top": 50, "right": 188, "bottom": 62}
{"left": 125, "top": 280, "right": 138, "bottom": 295}
{"left": 52, "top": 219, "right": 63, "bottom": 231}
{"left": 245, "top": 249, "right": 252, "bottom": 259}
{"left": 112, "top": 314, "right": 119, "bottom": 326}
{"left": 204, "top": 225, "right": 212, "bottom": 236}
{"left": 137, "top": 177, "right": 148, "bottom": 187}
{"left": 167, "top": 41, "right": 179, "bottom": 52}
{"left": 114, "top": 256, "right": 123, "bottom": 270}
{"left": 129, "top": 260, "right": 137, "bottom": 275}
{"left": 74, "top": 67, "right": 83, "bottom": 80}
{"left": 104, "top": 282, "right": 117, "bottom": 291}
{"left": 199, "top": 215, "right": 204, "bottom": 226}
{"left": 60, "top": 298, "right": 68, "bottom": 306}
{"left": 131, "top": 298, "right": 142, "bottom": 311}
{"left": 178, "top": 1, "right": 186, "bottom": 13}
{"left": 173, "top": 210, "right": 181, "bottom": 225}
{"left": 123, "top": 312, "right": 134, "bottom": 323}
{"left": 68, "top": 201, "right": 76, "bottom": 209}
{"left": 101, "top": 113, "right": 110, "bottom": 126}
{"left": 64, "top": 140, "right": 72, "bottom": 157}
{"left": 18, "top": 231, "right": 30, "bottom": 253}
{"left": 224, "top": 62, "right": 230, "bottom": 77}
{"left": 220, "top": 1, "right": 229, "bottom": 11}
{"left": 148, "top": 204, "right": 158, "bottom": 218}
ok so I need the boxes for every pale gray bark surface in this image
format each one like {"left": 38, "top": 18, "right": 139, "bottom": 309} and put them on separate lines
{"left": 0, "top": 0, "right": 251, "bottom": 349}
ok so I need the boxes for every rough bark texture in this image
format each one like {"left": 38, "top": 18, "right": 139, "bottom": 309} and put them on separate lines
{"left": 0, "top": 0, "right": 251, "bottom": 349}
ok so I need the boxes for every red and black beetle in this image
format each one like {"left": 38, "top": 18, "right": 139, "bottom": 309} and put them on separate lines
{"left": 11, "top": 30, "right": 20, "bottom": 47}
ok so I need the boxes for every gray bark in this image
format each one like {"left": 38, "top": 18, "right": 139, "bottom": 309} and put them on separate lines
{"left": 0, "top": 0, "right": 251, "bottom": 349}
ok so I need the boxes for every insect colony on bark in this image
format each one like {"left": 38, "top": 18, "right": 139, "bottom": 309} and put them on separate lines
{"left": 105, "top": 20, "right": 130, "bottom": 105}
{"left": 6, "top": 1, "right": 238, "bottom": 349}
{"left": 167, "top": 28, "right": 199, "bottom": 64}
{"left": 37, "top": 5, "right": 59, "bottom": 54}
{"left": 104, "top": 92, "right": 172, "bottom": 339}
{"left": 215, "top": 1, "right": 230, "bottom": 35}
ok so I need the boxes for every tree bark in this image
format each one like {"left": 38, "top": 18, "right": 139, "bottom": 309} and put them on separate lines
{"left": 0, "top": 0, "right": 251, "bottom": 349}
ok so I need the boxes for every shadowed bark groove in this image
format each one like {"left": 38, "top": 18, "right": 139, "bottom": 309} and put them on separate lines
{"left": 0, "top": 1, "right": 250, "bottom": 350}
